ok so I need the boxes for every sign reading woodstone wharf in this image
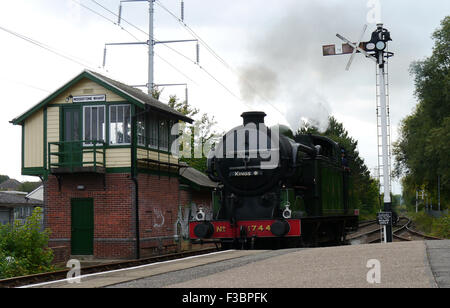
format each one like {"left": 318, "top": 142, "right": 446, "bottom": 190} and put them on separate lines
{"left": 72, "top": 95, "right": 106, "bottom": 103}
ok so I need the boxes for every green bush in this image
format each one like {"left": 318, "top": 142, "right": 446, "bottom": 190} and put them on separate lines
{"left": 410, "top": 211, "right": 450, "bottom": 239}
{"left": 431, "top": 215, "right": 450, "bottom": 238}
{"left": 0, "top": 207, "right": 54, "bottom": 279}
{"left": 411, "top": 212, "right": 434, "bottom": 234}
{"left": 359, "top": 212, "right": 377, "bottom": 221}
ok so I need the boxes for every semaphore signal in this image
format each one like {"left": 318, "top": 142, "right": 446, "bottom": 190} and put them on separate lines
{"left": 323, "top": 23, "right": 395, "bottom": 243}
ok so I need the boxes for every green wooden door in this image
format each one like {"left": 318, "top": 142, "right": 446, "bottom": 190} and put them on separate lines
{"left": 71, "top": 198, "right": 94, "bottom": 255}
{"left": 62, "top": 107, "right": 82, "bottom": 168}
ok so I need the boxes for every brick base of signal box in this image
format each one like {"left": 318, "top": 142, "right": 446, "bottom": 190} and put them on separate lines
{"left": 44, "top": 172, "right": 189, "bottom": 262}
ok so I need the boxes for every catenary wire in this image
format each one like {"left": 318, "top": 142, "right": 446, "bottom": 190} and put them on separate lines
{"left": 87, "top": 0, "right": 254, "bottom": 110}
{"left": 75, "top": 0, "right": 232, "bottom": 133}
{"left": 0, "top": 24, "right": 98, "bottom": 70}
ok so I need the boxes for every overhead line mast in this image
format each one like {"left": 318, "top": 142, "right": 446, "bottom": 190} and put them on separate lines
{"left": 102, "top": 0, "right": 199, "bottom": 96}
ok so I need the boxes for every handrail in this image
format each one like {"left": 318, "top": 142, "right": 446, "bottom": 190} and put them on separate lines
{"left": 48, "top": 140, "right": 106, "bottom": 173}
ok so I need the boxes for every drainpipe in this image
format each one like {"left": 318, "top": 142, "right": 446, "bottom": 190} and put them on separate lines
{"left": 131, "top": 105, "right": 153, "bottom": 259}
{"left": 131, "top": 112, "right": 140, "bottom": 260}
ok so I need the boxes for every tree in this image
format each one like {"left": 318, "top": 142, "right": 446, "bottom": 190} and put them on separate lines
{"left": 165, "top": 93, "right": 221, "bottom": 173}
{"left": 0, "top": 175, "right": 9, "bottom": 184}
{"left": 17, "top": 181, "right": 41, "bottom": 193}
{"left": 394, "top": 16, "right": 450, "bottom": 210}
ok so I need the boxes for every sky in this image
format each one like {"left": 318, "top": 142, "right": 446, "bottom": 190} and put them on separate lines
{"left": 0, "top": 0, "right": 449, "bottom": 195}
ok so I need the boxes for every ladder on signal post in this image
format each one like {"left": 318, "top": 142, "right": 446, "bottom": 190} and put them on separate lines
{"left": 375, "top": 55, "right": 393, "bottom": 199}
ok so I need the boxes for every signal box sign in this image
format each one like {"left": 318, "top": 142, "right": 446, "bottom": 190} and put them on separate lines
{"left": 73, "top": 95, "right": 106, "bottom": 103}
{"left": 377, "top": 212, "right": 392, "bottom": 226}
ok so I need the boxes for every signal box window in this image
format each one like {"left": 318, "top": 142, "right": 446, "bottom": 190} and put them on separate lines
{"left": 83, "top": 106, "right": 105, "bottom": 145}
{"left": 137, "top": 112, "right": 146, "bottom": 146}
{"left": 148, "top": 113, "right": 159, "bottom": 149}
{"left": 110, "top": 105, "right": 131, "bottom": 145}
{"left": 159, "top": 119, "right": 169, "bottom": 151}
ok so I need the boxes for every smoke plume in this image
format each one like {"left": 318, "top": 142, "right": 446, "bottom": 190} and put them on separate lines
{"left": 237, "top": 1, "right": 370, "bottom": 132}
{"left": 238, "top": 65, "right": 280, "bottom": 103}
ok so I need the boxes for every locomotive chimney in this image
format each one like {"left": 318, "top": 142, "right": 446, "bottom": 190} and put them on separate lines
{"left": 241, "top": 111, "right": 267, "bottom": 126}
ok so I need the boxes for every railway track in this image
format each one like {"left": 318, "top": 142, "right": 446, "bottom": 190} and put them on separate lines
{"left": 393, "top": 221, "right": 444, "bottom": 242}
{"left": 346, "top": 219, "right": 382, "bottom": 244}
{"left": 357, "top": 219, "right": 378, "bottom": 228}
{"left": 0, "top": 247, "right": 219, "bottom": 288}
{"left": 347, "top": 217, "right": 444, "bottom": 245}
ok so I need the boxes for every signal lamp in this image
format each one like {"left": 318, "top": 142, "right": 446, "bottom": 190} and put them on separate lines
{"left": 376, "top": 41, "right": 386, "bottom": 51}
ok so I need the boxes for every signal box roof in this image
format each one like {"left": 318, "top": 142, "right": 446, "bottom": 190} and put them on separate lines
{"left": 11, "top": 70, "right": 193, "bottom": 125}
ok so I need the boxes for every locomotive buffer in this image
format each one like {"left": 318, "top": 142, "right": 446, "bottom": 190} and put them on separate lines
{"left": 323, "top": 24, "right": 395, "bottom": 242}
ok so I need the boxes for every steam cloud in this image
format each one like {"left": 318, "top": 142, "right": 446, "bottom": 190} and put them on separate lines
{"left": 238, "top": 65, "right": 280, "bottom": 103}
{"left": 237, "top": 1, "right": 371, "bottom": 133}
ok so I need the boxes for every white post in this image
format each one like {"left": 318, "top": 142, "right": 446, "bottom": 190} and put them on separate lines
{"left": 438, "top": 175, "right": 441, "bottom": 212}
{"left": 378, "top": 50, "right": 393, "bottom": 243}
{"left": 378, "top": 53, "right": 391, "bottom": 205}
{"left": 416, "top": 190, "right": 418, "bottom": 213}
{"left": 380, "top": 225, "right": 383, "bottom": 243}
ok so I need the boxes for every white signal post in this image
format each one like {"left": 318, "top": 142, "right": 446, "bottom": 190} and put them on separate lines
{"left": 377, "top": 51, "right": 391, "bottom": 207}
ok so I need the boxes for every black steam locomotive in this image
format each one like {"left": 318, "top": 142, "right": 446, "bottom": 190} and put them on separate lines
{"left": 189, "top": 112, "right": 359, "bottom": 248}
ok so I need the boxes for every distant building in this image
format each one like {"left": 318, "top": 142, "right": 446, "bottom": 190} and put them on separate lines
{"left": 179, "top": 163, "right": 218, "bottom": 219}
{"left": 1, "top": 191, "right": 27, "bottom": 196}
{"left": 0, "top": 179, "right": 22, "bottom": 191}
{"left": 0, "top": 192, "right": 43, "bottom": 226}
{"left": 178, "top": 163, "right": 218, "bottom": 241}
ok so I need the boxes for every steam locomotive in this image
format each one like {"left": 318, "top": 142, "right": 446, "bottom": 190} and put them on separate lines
{"left": 189, "top": 112, "right": 359, "bottom": 249}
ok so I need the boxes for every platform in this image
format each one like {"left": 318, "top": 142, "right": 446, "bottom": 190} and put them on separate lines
{"left": 26, "top": 240, "right": 449, "bottom": 288}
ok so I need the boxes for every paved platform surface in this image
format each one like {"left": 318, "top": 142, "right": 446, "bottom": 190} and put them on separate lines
{"left": 28, "top": 240, "right": 449, "bottom": 288}
{"left": 30, "top": 250, "right": 267, "bottom": 288}
{"left": 426, "top": 240, "right": 450, "bottom": 288}
{"left": 163, "top": 241, "right": 437, "bottom": 288}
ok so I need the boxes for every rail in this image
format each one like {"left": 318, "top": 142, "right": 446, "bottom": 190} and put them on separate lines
{"left": 358, "top": 219, "right": 378, "bottom": 228}
{"left": 393, "top": 219, "right": 445, "bottom": 242}
{"left": 0, "top": 247, "right": 219, "bottom": 288}
{"left": 349, "top": 216, "right": 445, "bottom": 244}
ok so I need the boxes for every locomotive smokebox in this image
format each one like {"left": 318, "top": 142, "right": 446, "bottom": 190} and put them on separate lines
{"left": 241, "top": 111, "right": 267, "bottom": 126}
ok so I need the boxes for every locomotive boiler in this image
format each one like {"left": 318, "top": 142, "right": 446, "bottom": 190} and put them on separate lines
{"left": 189, "top": 112, "right": 359, "bottom": 249}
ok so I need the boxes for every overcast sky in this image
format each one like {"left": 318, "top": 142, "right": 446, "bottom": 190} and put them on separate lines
{"left": 1, "top": 0, "right": 449, "bottom": 194}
